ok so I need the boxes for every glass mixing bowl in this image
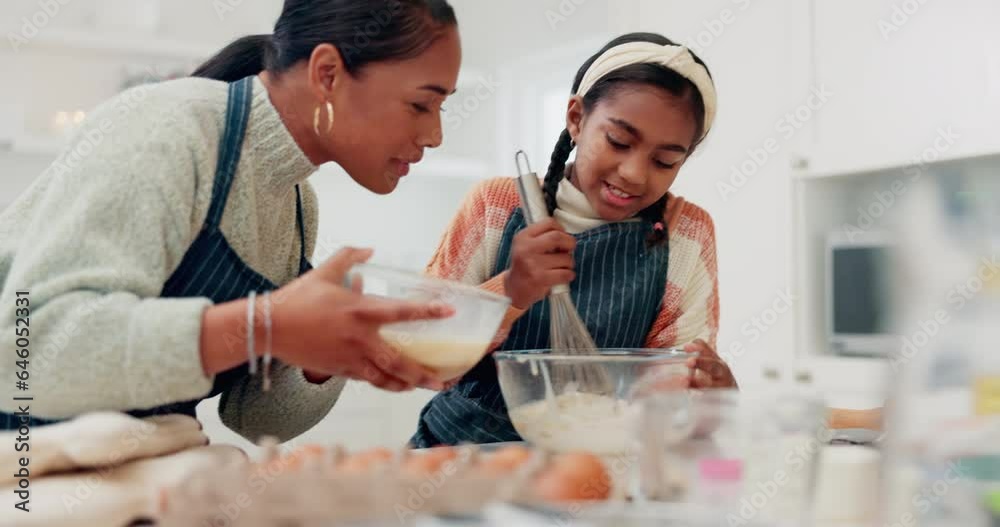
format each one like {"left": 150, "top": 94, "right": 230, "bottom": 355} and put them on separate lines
{"left": 346, "top": 263, "right": 511, "bottom": 381}
{"left": 494, "top": 349, "right": 693, "bottom": 455}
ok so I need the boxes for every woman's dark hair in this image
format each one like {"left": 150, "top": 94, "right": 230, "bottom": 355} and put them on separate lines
{"left": 544, "top": 33, "right": 712, "bottom": 246}
{"left": 192, "top": 0, "right": 457, "bottom": 82}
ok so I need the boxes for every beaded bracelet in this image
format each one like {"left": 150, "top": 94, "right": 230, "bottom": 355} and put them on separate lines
{"left": 262, "top": 291, "right": 273, "bottom": 392}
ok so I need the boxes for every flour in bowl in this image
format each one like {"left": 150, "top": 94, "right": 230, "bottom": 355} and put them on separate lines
{"left": 509, "top": 391, "right": 640, "bottom": 454}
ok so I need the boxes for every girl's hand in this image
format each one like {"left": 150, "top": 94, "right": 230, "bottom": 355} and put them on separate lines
{"left": 504, "top": 218, "right": 577, "bottom": 309}
{"left": 683, "top": 339, "right": 738, "bottom": 389}
{"left": 271, "top": 248, "right": 454, "bottom": 392}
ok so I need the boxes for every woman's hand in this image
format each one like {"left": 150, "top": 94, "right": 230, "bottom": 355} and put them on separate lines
{"left": 683, "top": 339, "right": 738, "bottom": 389}
{"left": 504, "top": 218, "right": 577, "bottom": 309}
{"left": 270, "top": 248, "right": 454, "bottom": 392}
{"left": 829, "top": 408, "right": 883, "bottom": 430}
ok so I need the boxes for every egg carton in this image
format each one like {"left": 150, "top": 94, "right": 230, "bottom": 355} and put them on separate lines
{"left": 156, "top": 440, "right": 617, "bottom": 526}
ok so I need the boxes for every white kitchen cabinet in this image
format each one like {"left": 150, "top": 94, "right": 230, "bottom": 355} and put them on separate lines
{"left": 807, "top": 0, "right": 1000, "bottom": 177}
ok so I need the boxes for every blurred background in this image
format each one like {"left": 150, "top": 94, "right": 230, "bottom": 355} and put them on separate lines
{"left": 1, "top": 0, "right": 997, "bottom": 452}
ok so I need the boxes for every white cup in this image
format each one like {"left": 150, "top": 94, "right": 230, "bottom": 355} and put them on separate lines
{"left": 812, "top": 445, "right": 882, "bottom": 523}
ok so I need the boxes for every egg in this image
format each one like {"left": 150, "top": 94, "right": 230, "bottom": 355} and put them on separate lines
{"left": 337, "top": 447, "right": 394, "bottom": 474}
{"left": 402, "top": 447, "right": 460, "bottom": 476}
{"left": 533, "top": 452, "right": 612, "bottom": 503}
{"left": 264, "top": 444, "right": 328, "bottom": 473}
{"left": 297, "top": 444, "right": 328, "bottom": 457}
{"left": 424, "top": 446, "right": 460, "bottom": 463}
{"left": 477, "top": 445, "right": 534, "bottom": 474}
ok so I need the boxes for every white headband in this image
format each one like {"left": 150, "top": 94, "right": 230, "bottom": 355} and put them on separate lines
{"left": 576, "top": 42, "right": 717, "bottom": 138}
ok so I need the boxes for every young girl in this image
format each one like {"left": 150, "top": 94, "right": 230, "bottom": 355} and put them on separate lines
{"left": 411, "top": 33, "right": 737, "bottom": 447}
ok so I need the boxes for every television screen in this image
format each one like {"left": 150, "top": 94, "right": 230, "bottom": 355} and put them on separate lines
{"left": 832, "top": 246, "right": 892, "bottom": 335}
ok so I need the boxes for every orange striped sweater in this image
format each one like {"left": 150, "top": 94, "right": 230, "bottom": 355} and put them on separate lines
{"left": 426, "top": 177, "right": 720, "bottom": 352}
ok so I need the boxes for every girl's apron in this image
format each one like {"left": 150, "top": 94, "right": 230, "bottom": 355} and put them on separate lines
{"left": 1, "top": 77, "right": 312, "bottom": 431}
{"left": 411, "top": 207, "right": 669, "bottom": 447}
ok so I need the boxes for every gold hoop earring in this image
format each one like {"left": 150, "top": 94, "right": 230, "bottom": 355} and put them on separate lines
{"left": 314, "top": 101, "right": 335, "bottom": 136}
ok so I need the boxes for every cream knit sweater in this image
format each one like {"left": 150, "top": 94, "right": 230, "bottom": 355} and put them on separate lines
{"left": 0, "top": 77, "right": 345, "bottom": 442}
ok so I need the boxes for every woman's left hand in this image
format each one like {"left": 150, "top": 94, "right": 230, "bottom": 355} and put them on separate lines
{"left": 684, "top": 339, "right": 738, "bottom": 389}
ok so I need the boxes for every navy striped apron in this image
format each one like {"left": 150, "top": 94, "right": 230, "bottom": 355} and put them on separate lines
{"left": 411, "top": 207, "right": 669, "bottom": 447}
{"left": 2, "top": 77, "right": 312, "bottom": 430}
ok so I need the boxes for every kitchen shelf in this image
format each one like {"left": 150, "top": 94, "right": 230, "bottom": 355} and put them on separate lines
{"left": 795, "top": 148, "right": 1000, "bottom": 181}
{"left": 24, "top": 28, "right": 216, "bottom": 61}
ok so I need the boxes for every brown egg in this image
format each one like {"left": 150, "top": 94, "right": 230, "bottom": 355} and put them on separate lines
{"left": 402, "top": 447, "right": 459, "bottom": 476}
{"left": 265, "top": 444, "right": 327, "bottom": 473}
{"left": 534, "top": 452, "right": 612, "bottom": 502}
{"left": 297, "top": 444, "right": 327, "bottom": 458}
{"left": 338, "top": 447, "right": 394, "bottom": 474}
{"left": 424, "top": 446, "right": 460, "bottom": 463}
{"left": 478, "top": 445, "right": 534, "bottom": 474}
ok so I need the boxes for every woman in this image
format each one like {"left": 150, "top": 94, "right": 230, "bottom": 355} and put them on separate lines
{"left": 0, "top": 0, "right": 461, "bottom": 442}
{"left": 411, "top": 33, "right": 737, "bottom": 447}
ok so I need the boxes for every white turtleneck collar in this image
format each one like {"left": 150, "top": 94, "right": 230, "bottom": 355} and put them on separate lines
{"left": 552, "top": 168, "right": 640, "bottom": 234}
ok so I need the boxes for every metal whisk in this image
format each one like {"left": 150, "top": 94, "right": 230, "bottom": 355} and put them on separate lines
{"left": 514, "top": 151, "right": 613, "bottom": 394}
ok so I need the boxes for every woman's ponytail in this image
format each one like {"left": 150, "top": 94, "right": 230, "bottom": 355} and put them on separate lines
{"left": 192, "top": 34, "right": 274, "bottom": 82}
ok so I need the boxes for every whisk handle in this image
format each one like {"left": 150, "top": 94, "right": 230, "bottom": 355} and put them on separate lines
{"left": 515, "top": 151, "right": 572, "bottom": 297}
{"left": 515, "top": 165, "right": 550, "bottom": 226}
